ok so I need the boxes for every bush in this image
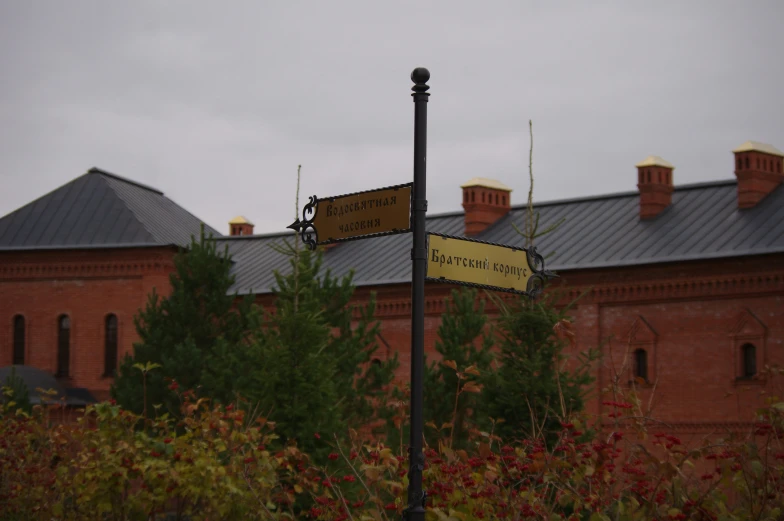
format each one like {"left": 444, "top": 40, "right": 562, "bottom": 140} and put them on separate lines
{"left": 3, "top": 374, "right": 784, "bottom": 520}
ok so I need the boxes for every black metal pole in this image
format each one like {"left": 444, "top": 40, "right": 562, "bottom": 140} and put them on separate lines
{"left": 406, "top": 67, "right": 429, "bottom": 521}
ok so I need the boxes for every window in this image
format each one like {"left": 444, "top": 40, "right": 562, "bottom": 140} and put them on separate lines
{"left": 471, "top": 191, "right": 475, "bottom": 203}
{"left": 626, "top": 316, "right": 656, "bottom": 386}
{"left": 463, "top": 192, "right": 468, "bottom": 203}
{"left": 742, "top": 343, "right": 756, "bottom": 378}
{"left": 736, "top": 157, "right": 742, "bottom": 170}
{"left": 104, "top": 314, "right": 118, "bottom": 376}
{"left": 502, "top": 195, "right": 506, "bottom": 205}
{"left": 13, "top": 315, "right": 25, "bottom": 365}
{"left": 57, "top": 315, "right": 70, "bottom": 377}
{"left": 633, "top": 349, "right": 648, "bottom": 381}
{"left": 481, "top": 192, "right": 485, "bottom": 203}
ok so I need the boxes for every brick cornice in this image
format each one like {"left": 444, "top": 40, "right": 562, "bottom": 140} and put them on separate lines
{"left": 0, "top": 258, "right": 175, "bottom": 280}
{"left": 602, "top": 421, "right": 755, "bottom": 433}
{"left": 563, "top": 270, "right": 784, "bottom": 305}
{"left": 356, "top": 269, "right": 784, "bottom": 318}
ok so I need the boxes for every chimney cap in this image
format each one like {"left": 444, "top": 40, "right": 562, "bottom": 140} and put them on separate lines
{"left": 732, "top": 141, "right": 783, "bottom": 157}
{"left": 635, "top": 156, "right": 674, "bottom": 169}
{"left": 460, "top": 177, "right": 513, "bottom": 192}
{"left": 229, "top": 215, "right": 254, "bottom": 225}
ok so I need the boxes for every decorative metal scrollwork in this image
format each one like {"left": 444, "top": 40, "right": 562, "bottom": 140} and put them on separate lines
{"left": 286, "top": 195, "right": 319, "bottom": 250}
{"left": 526, "top": 246, "right": 548, "bottom": 299}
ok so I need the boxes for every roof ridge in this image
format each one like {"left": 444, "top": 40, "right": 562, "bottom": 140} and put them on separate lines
{"left": 89, "top": 167, "right": 164, "bottom": 195}
{"left": 97, "top": 174, "right": 158, "bottom": 244}
{"left": 215, "top": 230, "right": 296, "bottom": 240}
{"left": 508, "top": 179, "right": 738, "bottom": 210}
{"left": 0, "top": 171, "right": 88, "bottom": 222}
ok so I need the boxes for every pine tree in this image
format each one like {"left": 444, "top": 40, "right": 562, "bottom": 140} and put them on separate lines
{"left": 242, "top": 243, "right": 397, "bottom": 459}
{"left": 111, "top": 227, "right": 256, "bottom": 415}
{"left": 422, "top": 288, "right": 493, "bottom": 448}
{"left": 477, "top": 120, "right": 596, "bottom": 444}
{"left": 480, "top": 293, "right": 596, "bottom": 444}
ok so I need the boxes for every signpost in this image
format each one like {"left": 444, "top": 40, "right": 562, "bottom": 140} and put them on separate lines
{"left": 288, "top": 68, "right": 552, "bottom": 521}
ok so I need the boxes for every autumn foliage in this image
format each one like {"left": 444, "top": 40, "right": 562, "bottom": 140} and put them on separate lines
{"left": 3, "top": 370, "right": 784, "bottom": 521}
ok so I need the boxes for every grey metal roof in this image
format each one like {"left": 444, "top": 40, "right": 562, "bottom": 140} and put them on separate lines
{"left": 0, "top": 365, "right": 97, "bottom": 406}
{"left": 217, "top": 180, "right": 784, "bottom": 295}
{"left": 0, "top": 167, "right": 221, "bottom": 251}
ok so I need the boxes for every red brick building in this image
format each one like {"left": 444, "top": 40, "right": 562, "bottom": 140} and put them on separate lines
{"left": 2, "top": 142, "right": 783, "bottom": 434}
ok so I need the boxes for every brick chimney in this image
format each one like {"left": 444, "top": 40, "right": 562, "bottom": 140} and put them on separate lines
{"left": 228, "top": 216, "right": 254, "bottom": 236}
{"left": 636, "top": 156, "right": 674, "bottom": 219}
{"left": 733, "top": 141, "right": 784, "bottom": 209}
{"left": 461, "top": 178, "right": 512, "bottom": 235}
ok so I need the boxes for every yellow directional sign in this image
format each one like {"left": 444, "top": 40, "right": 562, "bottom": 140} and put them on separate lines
{"left": 289, "top": 183, "right": 412, "bottom": 248}
{"left": 313, "top": 184, "right": 411, "bottom": 243}
{"left": 426, "top": 234, "right": 535, "bottom": 294}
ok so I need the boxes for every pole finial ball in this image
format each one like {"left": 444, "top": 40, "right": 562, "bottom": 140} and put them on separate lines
{"left": 411, "top": 67, "right": 430, "bottom": 84}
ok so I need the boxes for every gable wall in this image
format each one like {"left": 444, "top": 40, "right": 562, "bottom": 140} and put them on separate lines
{"left": 0, "top": 247, "right": 175, "bottom": 400}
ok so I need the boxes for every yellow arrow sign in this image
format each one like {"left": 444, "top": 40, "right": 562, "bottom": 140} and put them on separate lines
{"left": 426, "top": 234, "right": 536, "bottom": 294}
{"left": 290, "top": 184, "right": 412, "bottom": 247}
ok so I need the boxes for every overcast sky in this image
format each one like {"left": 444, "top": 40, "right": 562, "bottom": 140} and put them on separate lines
{"left": 1, "top": 1, "right": 782, "bottom": 235}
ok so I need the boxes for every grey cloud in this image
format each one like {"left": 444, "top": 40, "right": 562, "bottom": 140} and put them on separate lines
{"left": 1, "top": 1, "right": 782, "bottom": 236}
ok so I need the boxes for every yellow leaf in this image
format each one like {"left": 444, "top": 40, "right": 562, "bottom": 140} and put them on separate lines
{"left": 462, "top": 382, "right": 482, "bottom": 393}
{"left": 464, "top": 364, "right": 480, "bottom": 376}
{"left": 442, "top": 360, "right": 457, "bottom": 371}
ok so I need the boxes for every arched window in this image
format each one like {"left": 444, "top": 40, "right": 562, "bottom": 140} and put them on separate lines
{"left": 742, "top": 343, "right": 756, "bottom": 378}
{"left": 57, "top": 315, "right": 70, "bottom": 377}
{"left": 104, "top": 314, "right": 118, "bottom": 376}
{"left": 633, "top": 349, "right": 648, "bottom": 381}
{"left": 13, "top": 315, "right": 25, "bottom": 365}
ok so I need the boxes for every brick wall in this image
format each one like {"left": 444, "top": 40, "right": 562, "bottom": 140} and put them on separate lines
{"left": 2, "top": 244, "right": 781, "bottom": 433}
{"left": 351, "top": 253, "right": 784, "bottom": 432}
{"left": 0, "top": 247, "right": 176, "bottom": 399}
